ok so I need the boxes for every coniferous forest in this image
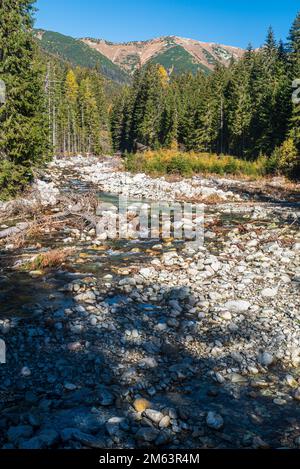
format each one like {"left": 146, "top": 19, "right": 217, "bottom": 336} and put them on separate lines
{"left": 111, "top": 25, "right": 300, "bottom": 179}
{"left": 0, "top": 0, "right": 300, "bottom": 200}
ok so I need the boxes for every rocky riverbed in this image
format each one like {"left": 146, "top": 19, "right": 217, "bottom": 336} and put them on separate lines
{"left": 0, "top": 156, "right": 300, "bottom": 449}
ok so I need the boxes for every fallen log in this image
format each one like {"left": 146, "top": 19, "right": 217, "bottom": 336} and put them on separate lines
{"left": 0, "top": 222, "right": 29, "bottom": 239}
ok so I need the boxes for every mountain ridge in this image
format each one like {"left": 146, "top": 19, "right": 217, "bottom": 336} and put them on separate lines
{"left": 36, "top": 30, "right": 131, "bottom": 84}
{"left": 81, "top": 35, "right": 244, "bottom": 75}
{"left": 36, "top": 29, "right": 245, "bottom": 81}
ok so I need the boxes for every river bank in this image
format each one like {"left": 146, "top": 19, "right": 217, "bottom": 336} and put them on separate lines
{"left": 0, "top": 156, "right": 299, "bottom": 449}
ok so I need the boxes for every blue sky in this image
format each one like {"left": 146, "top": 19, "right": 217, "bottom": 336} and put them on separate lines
{"left": 35, "top": 0, "right": 299, "bottom": 48}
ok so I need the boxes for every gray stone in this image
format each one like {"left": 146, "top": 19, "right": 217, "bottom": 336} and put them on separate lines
{"left": 144, "top": 409, "right": 164, "bottom": 424}
{"left": 106, "top": 417, "right": 125, "bottom": 437}
{"left": 258, "top": 351, "right": 274, "bottom": 367}
{"left": 37, "top": 429, "right": 60, "bottom": 447}
{"left": 98, "top": 388, "right": 115, "bottom": 406}
{"left": 135, "top": 427, "right": 159, "bottom": 442}
{"left": 261, "top": 288, "right": 277, "bottom": 298}
{"left": 206, "top": 411, "right": 224, "bottom": 430}
{"left": 219, "top": 311, "right": 232, "bottom": 320}
{"left": 293, "top": 388, "right": 300, "bottom": 401}
{"left": 224, "top": 300, "right": 250, "bottom": 313}
{"left": 159, "top": 416, "right": 171, "bottom": 429}
{"left": 7, "top": 425, "right": 33, "bottom": 443}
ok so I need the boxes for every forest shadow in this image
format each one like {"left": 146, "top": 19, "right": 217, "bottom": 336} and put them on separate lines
{"left": 1, "top": 253, "right": 300, "bottom": 449}
{"left": 216, "top": 181, "right": 300, "bottom": 207}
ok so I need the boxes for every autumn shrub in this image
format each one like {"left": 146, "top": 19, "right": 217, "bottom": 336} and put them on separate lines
{"left": 274, "top": 138, "right": 300, "bottom": 179}
{"left": 125, "top": 150, "right": 268, "bottom": 178}
{"left": 29, "top": 248, "right": 74, "bottom": 270}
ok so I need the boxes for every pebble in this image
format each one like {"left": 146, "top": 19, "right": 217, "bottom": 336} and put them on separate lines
{"left": 135, "top": 427, "right": 159, "bottom": 442}
{"left": 285, "top": 375, "right": 297, "bottom": 387}
{"left": 64, "top": 382, "right": 77, "bottom": 391}
{"left": 252, "top": 436, "right": 269, "bottom": 449}
{"left": 261, "top": 288, "right": 277, "bottom": 298}
{"left": 219, "top": 311, "right": 232, "bottom": 321}
{"left": 293, "top": 388, "right": 300, "bottom": 401}
{"left": 224, "top": 300, "right": 251, "bottom": 313}
{"left": 206, "top": 411, "right": 224, "bottom": 430}
{"left": 144, "top": 409, "right": 164, "bottom": 424}
{"left": 258, "top": 352, "right": 274, "bottom": 367}
{"left": 133, "top": 398, "right": 151, "bottom": 413}
{"left": 7, "top": 425, "right": 33, "bottom": 443}
{"left": 20, "top": 366, "right": 31, "bottom": 377}
{"left": 159, "top": 416, "right": 171, "bottom": 429}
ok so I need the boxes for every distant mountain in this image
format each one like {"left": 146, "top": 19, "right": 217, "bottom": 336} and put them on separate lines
{"left": 82, "top": 35, "right": 244, "bottom": 75}
{"left": 36, "top": 30, "right": 244, "bottom": 82}
{"left": 35, "top": 30, "right": 131, "bottom": 84}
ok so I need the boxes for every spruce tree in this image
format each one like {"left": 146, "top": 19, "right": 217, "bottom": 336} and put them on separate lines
{"left": 0, "top": 0, "right": 48, "bottom": 196}
{"left": 226, "top": 59, "right": 252, "bottom": 157}
{"left": 288, "top": 11, "right": 300, "bottom": 155}
{"left": 160, "top": 85, "right": 178, "bottom": 148}
{"left": 131, "top": 64, "right": 166, "bottom": 149}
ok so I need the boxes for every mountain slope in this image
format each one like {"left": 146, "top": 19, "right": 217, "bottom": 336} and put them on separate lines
{"left": 82, "top": 35, "right": 244, "bottom": 75}
{"left": 36, "top": 30, "right": 130, "bottom": 84}
{"left": 149, "top": 44, "right": 210, "bottom": 75}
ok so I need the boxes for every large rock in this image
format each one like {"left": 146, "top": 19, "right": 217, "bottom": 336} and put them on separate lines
{"left": 34, "top": 180, "right": 59, "bottom": 206}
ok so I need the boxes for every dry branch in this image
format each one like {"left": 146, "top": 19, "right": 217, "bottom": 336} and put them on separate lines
{"left": 0, "top": 191, "right": 101, "bottom": 243}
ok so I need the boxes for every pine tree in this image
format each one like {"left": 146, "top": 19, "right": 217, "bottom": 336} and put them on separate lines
{"left": 160, "top": 85, "right": 178, "bottom": 148}
{"left": 111, "top": 87, "right": 131, "bottom": 152}
{"left": 288, "top": 12, "right": 300, "bottom": 154}
{"left": 132, "top": 64, "right": 166, "bottom": 149}
{"left": 0, "top": 0, "right": 48, "bottom": 196}
{"left": 265, "top": 27, "right": 277, "bottom": 52}
{"left": 226, "top": 59, "right": 252, "bottom": 157}
{"left": 65, "top": 69, "right": 79, "bottom": 154}
{"left": 287, "top": 11, "right": 300, "bottom": 58}
{"left": 250, "top": 30, "right": 290, "bottom": 155}
{"left": 78, "top": 77, "right": 102, "bottom": 155}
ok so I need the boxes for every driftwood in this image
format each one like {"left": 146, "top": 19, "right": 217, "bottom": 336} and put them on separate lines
{"left": 0, "top": 223, "right": 29, "bottom": 239}
{"left": 0, "top": 195, "right": 100, "bottom": 241}
{"left": 0, "top": 184, "right": 105, "bottom": 245}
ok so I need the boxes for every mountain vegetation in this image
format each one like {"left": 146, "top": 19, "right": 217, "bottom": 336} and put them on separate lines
{"left": 111, "top": 20, "right": 300, "bottom": 179}
{"left": 0, "top": 2, "right": 299, "bottom": 201}
{"left": 43, "top": 56, "right": 111, "bottom": 157}
{"left": 37, "top": 30, "right": 130, "bottom": 84}
{"left": 149, "top": 45, "right": 210, "bottom": 75}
